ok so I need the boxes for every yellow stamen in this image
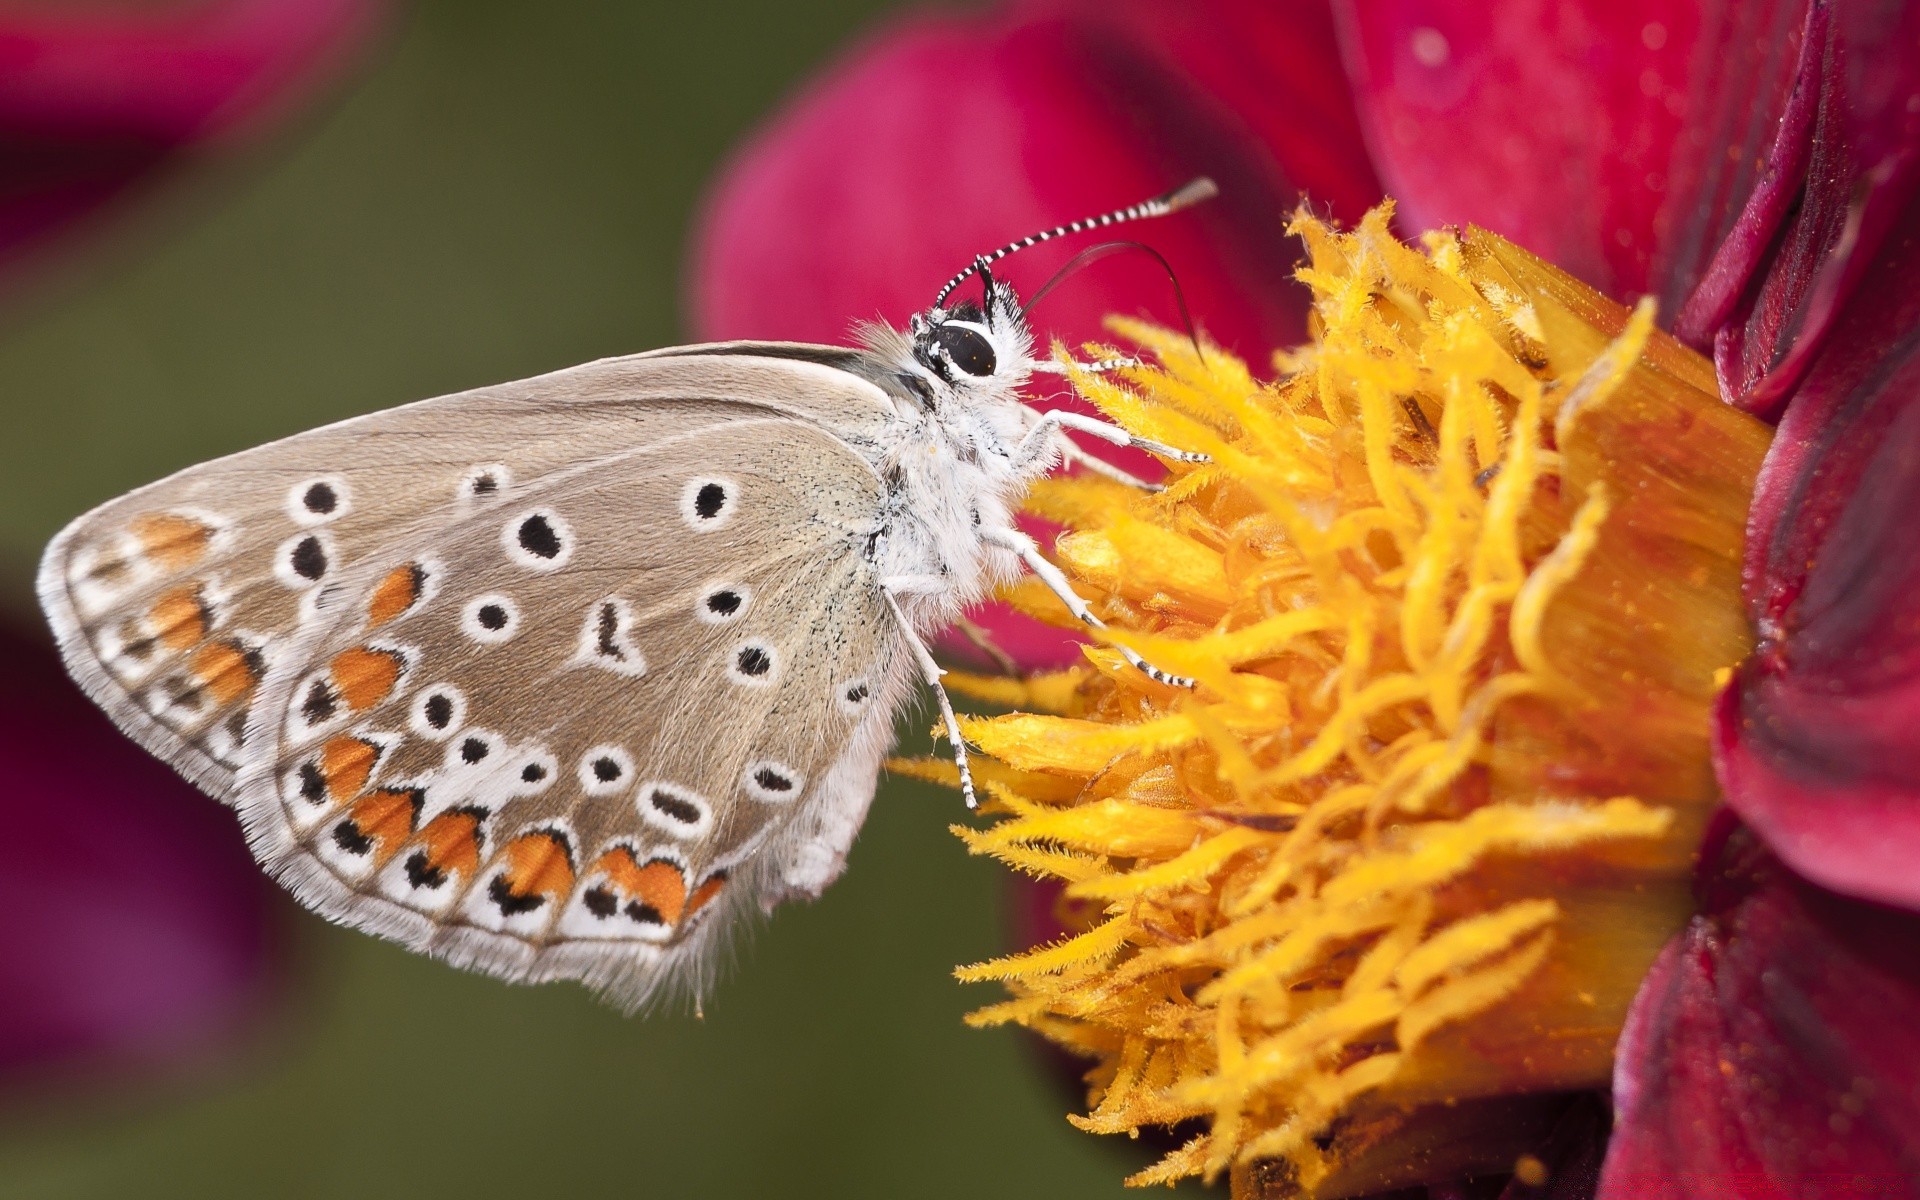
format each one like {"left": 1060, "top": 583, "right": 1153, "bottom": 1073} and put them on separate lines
{"left": 941, "top": 206, "right": 1771, "bottom": 1196}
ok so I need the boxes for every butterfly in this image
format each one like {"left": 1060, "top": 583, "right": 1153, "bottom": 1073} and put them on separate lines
{"left": 36, "top": 178, "right": 1215, "bottom": 1012}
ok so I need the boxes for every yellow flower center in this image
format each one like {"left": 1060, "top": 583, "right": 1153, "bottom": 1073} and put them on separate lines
{"left": 909, "top": 207, "right": 1773, "bottom": 1196}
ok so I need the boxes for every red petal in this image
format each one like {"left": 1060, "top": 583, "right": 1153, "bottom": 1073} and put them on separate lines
{"left": 1601, "top": 822, "right": 1920, "bottom": 1197}
{"left": 0, "top": 0, "right": 383, "bottom": 295}
{"left": 1338, "top": 0, "right": 1920, "bottom": 421}
{"left": 1689, "top": 2, "right": 1920, "bottom": 421}
{"left": 689, "top": 2, "right": 1381, "bottom": 667}
{"left": 1718, "top": 188, "right": 1920, "bottom": 910}
{"left": 0, "top": 624, "right": 284, "bottom": 1083}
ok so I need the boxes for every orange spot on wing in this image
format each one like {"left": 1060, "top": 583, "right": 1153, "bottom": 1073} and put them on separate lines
{"left": 190, "top": 640, "right": 258, "bottom": 705}
{"left": 367, "top": 564, "right": 424, "bottom": 627}
{"left": 321, "top": 736, "right": 378, "bottom": 800}
{"left": 147, "top": 585, "right": 208, "bottom": 651}
{"left": 593, "top": 847, "right": 689, "bottom": 925}
{"left": 348, "top": 788, "right": 421, "bottom": 863}
{"left": 415, "top": 809, "right": 484, "bottom": 879}
{"left": 686, "top": 871, "right": 727, "bottom": 917}
{"left": 632, "top": 860, "right": 688, "bottom": 925}
{"left": 499, "top": 831, "right": 575, "bottom": 907}
{"left": 329, "top": 646, "right": 403, "bottom": 711}
{"left": 131, "top": 513, "right": 213, "bottom": 570}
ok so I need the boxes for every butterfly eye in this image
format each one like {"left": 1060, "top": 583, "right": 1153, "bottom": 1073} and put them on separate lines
{"left": 934, "top": 323, "right": 997, "bottom": 377}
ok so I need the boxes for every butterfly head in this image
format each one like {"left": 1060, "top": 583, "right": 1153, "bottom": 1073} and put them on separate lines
{"left": 897, "top": 177, "right": 1218, "bottom": 407}
{"left": 905, "top": 264, "right": 1035, "bottom": 397}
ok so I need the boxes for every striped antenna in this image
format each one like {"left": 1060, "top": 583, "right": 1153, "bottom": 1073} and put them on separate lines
{"left": 931, "top": 177, "right": 1218, "bottom": 310}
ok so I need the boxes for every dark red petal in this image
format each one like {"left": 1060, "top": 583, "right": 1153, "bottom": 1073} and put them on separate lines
{"left": 1718, "top": 189, "right": 1920, "bottom": 910}
{"left": 0, "top": 624, "right": 284, "bottom": 1083}
{"left": 1338, "top": 0, "right": 1920, "bottom": 421}
{"left": 1601, "top": 824, "right": 1920, "bottom": 1197}
{"left": 1689, "top": 2, "right": 1920, "bottom": 421}
{"left": 0, "top": 0, "right": 383, "bottom": 297}
{"left": 689, "top": 3, "right": 1382, "bottom": 667}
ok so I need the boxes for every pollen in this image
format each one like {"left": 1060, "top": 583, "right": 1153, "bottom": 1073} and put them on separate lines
{"left": 930, "top": 207, "right": 1771, "bottom": 1196}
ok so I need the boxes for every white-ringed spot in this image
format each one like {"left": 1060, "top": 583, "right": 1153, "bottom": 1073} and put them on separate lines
{"left": 576, "top": 597, "right": 645, "bottom": 676}
{"left": 578, "top": 745, "right": 634, "bottom": 796}
{"left": 742, "top": 760, "right": 803, "bottom": 802}
{"left": 273, "top": 530, "right": 335, "bottom": 589}
{"left": 503, "top": 508, "right": 573, "bottom": 571}
{"left": 287, "top": 475, "right": 350, "bottom": 526}
{"left": 460, "top": 594, "right": 521, "bottom": 644}
{"left": 638, "top": 781, "right": 713, "bottom": 840}
{"left": 459, "top": 464, "right": 511, "bottom": 503}
{"left": 727, "top": 639, "right": 779, "bottom": 687}
{"left": 509, "top": 748, "right": 558, "bottom": 796}
{"left": 410, "top": 684, "right": 467, "bottom": 739}
{"left": 837, "top": 677, "right": 873, "bottom": 717}
{"left": 679, "top": 476, "right": 738, "bottom": 530}
{"left": 446, "top": 728, "right": 500, "bottom": 770}
{"left": 696, "top": 583, "right": 751, "bottom": 625}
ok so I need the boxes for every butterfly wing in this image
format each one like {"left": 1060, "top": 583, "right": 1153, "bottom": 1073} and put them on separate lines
{"left": 40, "top": 351, "right": 914, "bottom": 1009}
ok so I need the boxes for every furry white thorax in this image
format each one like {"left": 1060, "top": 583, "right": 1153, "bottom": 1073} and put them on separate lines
{"left": 856, "top": 276, "right": 1059, "bottom": 634}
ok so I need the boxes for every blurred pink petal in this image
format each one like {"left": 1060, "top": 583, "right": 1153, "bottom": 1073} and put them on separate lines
{"left": 690, "top": 0, "right": 1380, "bottom": 666}
{"left": 1337, "top": 0, "right": 1920, "bottom": 422}
{"left": 1601, "top": 818, "right": 1920, "bottom": 1197}
{"left": 693, "top": 0, "right": 1376, "bottom": 358}
{"left": 0, "top": 623, "right": 283, "bottom": 1082}
{"left": 1715, "top": 188, "right": 1920, "bottom": 911}
{"left": 0, "top": 0, "right": 383, "bottom": 295}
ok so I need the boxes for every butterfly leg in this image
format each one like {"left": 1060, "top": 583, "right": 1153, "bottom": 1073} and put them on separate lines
{"left": 978, "top": 526, "right": 1196, "bottom": 689}
{"left": 881, "top": 584, "right": 979, "bottom": 809}
{"left": 1013, "top": 409, "right": 1209, "bottom": 476}
{"left": 1057, "top": 439, "right": 1162, "bottom": 492}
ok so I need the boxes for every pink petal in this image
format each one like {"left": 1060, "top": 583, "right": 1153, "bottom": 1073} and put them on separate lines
{"left": 689, "top": 2, "right": 1381, "bottom": 668}
{"left": 0, "top": 0, "right": 384, "bottom": 295}
{"left": 1337, "top": 0, "right": 1920, "bottom": 421}
{"left": 1601, "top": 820, "right": 1920, "bottom": 1197}
{"left": 693, "top": 1, "right": 1376, "bottom": 358}
{"left": 1717, "top": 188, "right": 1920, "bottom": 911}
{"left": 1337, "top": 0, "right": 1715, "bottom": 302}
{"left": 0, "top": 624, "right": 284, "bottom": 1083}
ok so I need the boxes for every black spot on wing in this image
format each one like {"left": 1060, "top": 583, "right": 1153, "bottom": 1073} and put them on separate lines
{"left": 302, "top": 481, "right": 338, "bottom": 514}
{"left": 517, "top": 513, "right": 562, "bottom": 559}
{"left": 291, "top": 535, "right": 328, "bottom": 581}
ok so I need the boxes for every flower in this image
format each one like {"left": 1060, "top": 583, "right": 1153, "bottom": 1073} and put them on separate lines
{"left": 922, "top": 210, "right": 1762, "bottom": 1191}
{"left": 0, "top": 0, "right": 384, "bottom": 1086}
{"left": 693, "top": 0, "right": 1920, "bottom": 1196}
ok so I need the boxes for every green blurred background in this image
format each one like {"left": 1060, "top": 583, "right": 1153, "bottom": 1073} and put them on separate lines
{"left": 0, "top": 3, "right": 1141, "bottom": 1195}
